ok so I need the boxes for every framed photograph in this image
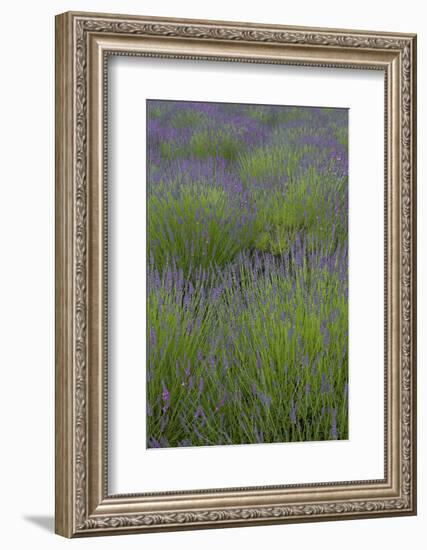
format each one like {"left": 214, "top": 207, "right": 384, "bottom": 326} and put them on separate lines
{"left": 55, "top": 11, "right": 417, "bottom": 537}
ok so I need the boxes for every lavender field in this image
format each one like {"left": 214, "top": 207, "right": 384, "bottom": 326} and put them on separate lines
{"left": 146, "top": 99, "right": 348, "bottom": 448}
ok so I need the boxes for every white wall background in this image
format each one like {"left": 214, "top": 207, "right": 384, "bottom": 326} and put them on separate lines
{"left": 0, "top": 1, "right": 423, "bottom": 548}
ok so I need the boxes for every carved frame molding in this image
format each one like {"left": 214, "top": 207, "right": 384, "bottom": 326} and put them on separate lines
{"left": 55, "top": 11, "right": 416, "bottom": 537}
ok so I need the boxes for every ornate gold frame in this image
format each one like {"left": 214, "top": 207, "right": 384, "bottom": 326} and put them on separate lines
{"left": 55, "top": 11, "right": 417, "bottom": 537}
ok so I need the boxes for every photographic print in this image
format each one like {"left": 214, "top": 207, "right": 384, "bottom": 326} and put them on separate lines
{"left": 56, "top": 12, "right": 416, "bottom": 536}
{"left": 146, "top": 99, "right": 349, "bottom": 449}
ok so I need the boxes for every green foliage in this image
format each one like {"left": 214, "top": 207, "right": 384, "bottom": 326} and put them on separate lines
{"left": 253, "top": 169, "right": 347, "bottom": 255}
{"left": 246, "top": 105, "right": 312, "bottom": 127}
{"left": 238, "top": 143, "right": 316, "bottom": 183}
{"left": 160, "top": 130, "right": 243, "bottom": 162}
{"left": 189, "top": 130, "right": 242, "bottom": 161}
{"left": 146, "top": 105, "right": 166, "bottom": 119}
{"left": 147, "top": 259, "right": 348, "bottom": 446}
{"left": 334, "top": 125, "right": 349, "bottom": 148}
{"left": 246, "top": 106, "right": 279, "bottom": 125}
{"left": 147, "top": 183, "right": 256, "bottom": 274}
{"left": 170, "top": 109, "right": 208, "bottom": 128}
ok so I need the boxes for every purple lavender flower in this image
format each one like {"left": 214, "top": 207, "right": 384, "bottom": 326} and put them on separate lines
{"left": 212, "top": 286, "right": 222, "bottom": 302}
{"left": 147, "top": 437, "right": 161, "bottom": 448}
{"left": 215, "top": 392, "right": 227, "bottom": 412}
{"left": 161, "top": 381, "right": 170, "bottom": 413}
{"left": 254, "top": 426, "right": 264, "bottom": 444}
{"left": 198, "top": 376, "right": 204, "bottom": 396}
{"left": 185, "top": 362, "right": 191, "bottom": 377}
{"left": 149, "top": 327, "right": 157, "bottom": 348}
{"left": 290, "top": 399, "right": 297, "bottom": 425}
{"left": 259, "top": 393, "right": 272, "bottom": 408}
{"left": 194, "top": 405, "right": 207, "bottom": 426}
{"left": 321, "top": 373, "right": 331, "bottom": 394}
{"left": 331, "top": 408, "right": 338, "bottom": 439}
